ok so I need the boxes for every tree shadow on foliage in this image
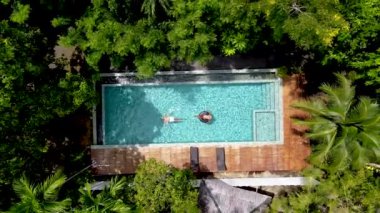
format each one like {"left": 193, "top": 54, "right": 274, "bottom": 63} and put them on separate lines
{"left": 20, "top": 109, "right": 94, "bottom": 206}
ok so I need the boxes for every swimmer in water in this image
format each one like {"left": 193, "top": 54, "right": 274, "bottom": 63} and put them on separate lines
{"left": 197, "top": 111, "right": 213, "bottom": 123}
{"left": 162, "top": 115, "right": 183, "bottom": 124}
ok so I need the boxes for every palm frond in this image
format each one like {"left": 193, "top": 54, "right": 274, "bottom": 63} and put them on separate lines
{"left": 319, "top": 73, "right": 355, "bottom": 117}
{"left": 327, "top": 142, "right": 348, "bottom": 172}
{"left": 12, "top": 175, "right": 35, "bottom": 202}
{"left": 159, "top": 0, "right": 170, "bottom": 12}
{"left": 309, "top": 146, "right": 330, "bottom": 167}
{"left": 359, "top": 132, "right": 380, "bottom": 149}
{"left": 108, "top": 176, "right": 126, "bottom": 197}
{"left": 306, "top": 127, "right": 336, "bottom": 139}
{"left": 309, "top": 132, "right": 337, "bottom": 167}
{"left": 292, "top": 72, "right": 380, "bottom": 171}
{"left": 141, "top": 0, "right": 169, "bottom": 18}
{"left": 40, "top": 169, "right": 67, "bottom": 201}
{"left": 79, "top": 183, "right": 96, "bottom": 205}
{"left": 371, "top": 148, "right": 380, "bottom": 161}
{"left": 8, "top": 202, "right": 34, "bottom": 213}
{"left": 361, "top": 114, "right": 380, "bottom": 127}
{"left": 292, "top": 119, "right": 327, "bottom": 127}
{"left": 347, "top": 97, "right": 379, "bottom": 124}
{"left": 110, "top": 199, "right": 131, "bottom": 213}
{"left": 43, "top": 198, "right": 71, "bottom": 212}
{"left": 334, "top": 73, "right": 355, "bottom": 103}
{"left": 323, "top": 109, "right": 345, "bottom": 122}
{"left": 350, "top": 145, "right": 368, "bottom": 169}
{"left": 319, "top": 83, "right": 342, "bottom": 104}
{"left": 291, "top": 100, "right": 326, "bottom": 117}
{"left": 141, "top": 0, "right": 155, "bottom": 17}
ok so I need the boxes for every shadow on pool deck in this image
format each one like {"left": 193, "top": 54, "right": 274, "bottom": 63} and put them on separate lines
{"left": 92, "top": 146, "right": 147, "bottom": 174}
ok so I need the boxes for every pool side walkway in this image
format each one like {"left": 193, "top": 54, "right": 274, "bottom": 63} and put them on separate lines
{"left": 91, "top": 75, "right": 310, "bottom": 174}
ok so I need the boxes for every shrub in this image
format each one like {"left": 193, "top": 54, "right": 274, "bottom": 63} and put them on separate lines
{"left": 133, "top": 159, "right": 199, "bottom": 212}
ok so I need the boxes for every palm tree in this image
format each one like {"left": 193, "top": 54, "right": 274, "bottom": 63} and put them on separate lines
{"left": 75, "top": 177, "right": 131, "bottom": 213}
{"left": 270, "top": 168, "right": 380, "bottom": 212}
{"left": 8, "top": 170, "right": 71, "bottom": 213}
{"left": 292, "top": 73, "right": 380, "bottom": 172}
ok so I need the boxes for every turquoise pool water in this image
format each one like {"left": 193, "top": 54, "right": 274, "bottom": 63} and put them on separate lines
{"left": 102, "top": 81, "right": 281, "bottom": 145}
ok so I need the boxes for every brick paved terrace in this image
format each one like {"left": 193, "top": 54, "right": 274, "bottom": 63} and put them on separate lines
{"left": 91, "top": 75, "right": 310, "bottom": 175}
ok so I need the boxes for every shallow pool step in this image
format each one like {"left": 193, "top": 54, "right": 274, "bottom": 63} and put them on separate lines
{"left": 253, "top": 110, "right": 276, "bottom": 141}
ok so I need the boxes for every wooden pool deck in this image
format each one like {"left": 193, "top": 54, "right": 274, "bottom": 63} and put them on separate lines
{"left": 91, "top": 75, "right": 310, "bottom": 175}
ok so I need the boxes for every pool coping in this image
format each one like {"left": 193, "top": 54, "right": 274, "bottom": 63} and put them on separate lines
{"left": 102, "top": 79, "right": 278, "bottom": 87}
{"left": 99, "top": 68, "right": 277, "bottom": 77}
{"left": 91, "top": 141, "right": 283, "bottom": 149}
{"left": 96, "top": 69, "right": 284, "bottom": 148}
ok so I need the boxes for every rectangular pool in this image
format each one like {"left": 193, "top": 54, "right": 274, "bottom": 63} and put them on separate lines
{"left": 102, "top": 80, "right": 282, "bottom": 145}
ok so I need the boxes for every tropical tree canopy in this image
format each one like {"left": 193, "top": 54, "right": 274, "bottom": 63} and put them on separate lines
{"left": 2, "top": 0, "right": 380, "bottom": 211}
{"left": 259, "top": 0, "right": 349, "bottom": 50}
{"left": 7, "top": 170, "right": 71, "bottom": 213}
{"left": 292, "top": 73, "right": 380, "bottom": 172}
{"left": 6, "top": 164, "right": 200, "bottom": 212}
{"left": 134, "top": 159, "right": 199, "bottom": 212}
{"left": 0, "top": 0, "right": 97, "bottom": 207}
{"left": 324, "top": 0, "right": 380, "bottom": 91}
{"left": 270, "top": 168, "right": 380, "bottom": 212}
{"left": 59, "top": 0, "right": 264, "bottom": 77}
{"left": 75, "top": 177, "right": 131, "bottom": 213}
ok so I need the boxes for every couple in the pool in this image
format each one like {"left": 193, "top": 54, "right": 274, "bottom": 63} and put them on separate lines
{"left": 162, "top": 111, "right": 212, "bottom": 124}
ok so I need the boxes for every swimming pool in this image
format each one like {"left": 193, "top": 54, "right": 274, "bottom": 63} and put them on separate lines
{"left": 102, "top": 79, "right": 282, "bottom": 145}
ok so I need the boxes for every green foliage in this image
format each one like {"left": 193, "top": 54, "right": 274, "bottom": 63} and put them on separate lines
{"left": 75, "top": 177, "right": 131, "bottom": 213}
{"left": 260, "top": 0, "right": 348, "bottom": 50}
{"left": 292, "top": 73, "right": 380, "bottom": 172}
{"left": 0, "top": 3, "right": 96, "bottom": 208}
{"left": 60, "top": 0, "right": 265, "bottom": 77}
{"left": 0, "top": 20, "right": 45, "bottom": 199}
{"left": 7, "top": 173, "right": 135, "bottom": 213}
{"left": 0, "top": 18, "right": 95, "bottom": 127}
{"left": 324, "top": 0, "right": 380, "bottom": 91}
{"left": 10, "top": 3, "right": 30, "bottom": 24}
{"left": 134, "top": 159, "right": 199, "bottom": 212}
{"left": 7, "top": 169, "right": 71, "bottom": 213}
{"left": 59, "top": 2, "right": 170, "bottom": 76}
{"left": 271, "top": 169, "right": 380, "bottom": 212}
{"left": 169, "top": 0, "right": 262, "bottom": 60}
{"left": 168, "top": 0, "right": 217, "bottom": 63}
{"left": 51, "top": 17, "right": 71, "bottom": 28}
{"left": 350, "top": 49, "right": 380, "bottom": 88}
{"left": 0, "top": 0, "right": 10, "bottom": 5}
{"left": 3, "top": 0, "right": 380, "bottom": 211}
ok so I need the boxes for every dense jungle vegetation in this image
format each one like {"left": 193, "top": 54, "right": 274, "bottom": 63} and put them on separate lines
{"left": 0, "top": 0, "right": 379, "bottom": 211}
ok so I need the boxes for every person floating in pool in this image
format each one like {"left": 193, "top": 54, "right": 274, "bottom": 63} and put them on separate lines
{"left": 161, "top": 115, "right": 183, "bottom": 124}
{"left": 197, "top": 111, "right": 213, "bottom": 123}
